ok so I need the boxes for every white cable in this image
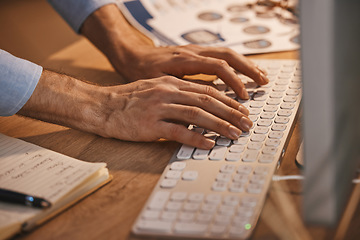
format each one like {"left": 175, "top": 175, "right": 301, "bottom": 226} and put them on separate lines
{"left": 272, "top": 175, "right": 304, "bottom": 181}
{"left": 272, "top": 175, "right": 360, "bottom": 184}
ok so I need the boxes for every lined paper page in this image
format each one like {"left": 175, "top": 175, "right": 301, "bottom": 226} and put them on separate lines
{"left": 0, "top": 133, "right": 106, "bottom": 228}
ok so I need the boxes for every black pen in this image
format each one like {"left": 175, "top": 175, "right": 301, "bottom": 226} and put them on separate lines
{"left": 0, "top": 188, "right": 51, "bottom": 209}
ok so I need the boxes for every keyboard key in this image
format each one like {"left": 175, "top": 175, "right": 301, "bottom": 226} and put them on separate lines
{"left": 142, "top": 210, "right": 160, "bottom": 220}
{"left": 266, "top": 98, "right": 282, "bottom": 105}
{"left": 178, "top": 212, "right": 195, "bottom": 222}
{"left": 223, "top": 195, "right": 241, "bottom": 206}
{"left": 257, "top": 119, "right": 272, "bottom": 127}
{"left": 136, "top": 220, "right": 172, "bottom": 233}
{"left": 259, "top": 154, "right": 274, "bottom": 163}
{"left": 216, "top": 137, "right": 231, "bottom": 146}
{"left": 209, "top": 146, "right": 227, "bottom": 160}
{"left": 176, "top": 145, "right": 194, "bottom": 159}
{"left": 268, "top": 131, "right": 284, "bottom": 139}
{"left": 275, "top": 117, "right": 290, "bottom": 124}
{"left": 183, "top": 202, "right": 200, "bottom": 212}
{"left": 166, "top": 201, "right": 182, "bottom": 211}
{"left": 170, "top": 162, "right": 186, "bottom": 171}
{"left": 247, "top": 142, "right": 263, "bottom": 150}
{"left": 260, "top": 112, "right": 276, "bottom": 119}
{"left": 249, "top": 108, "right": 261, "bottom": 115}
{"left": 250, "top": 134, "right": 266, "bottom": 142}
{"left": 201, "top": 204, "right": 218, "bottom": 213}
{"left": 272, "top": 124, "right": 287, "bottom": 131}
{"left": 254, "top": 166, "right": 270, "bottom": 175}
{"left": 286, "top": 89, "right": 300, "bottom": 96}
{"left": 165, "top": 170, "right": 182, "bottom": 179}
{"left": 161, "top": 211, "right": 177, "bottom": 221}
{"left": 269, "top": 92, "right": 283, "bottom": 98}
{"left": 220, "top": 164, "right": 236, "bottom": 173}
{"left": 226, "top": 152, "right": 242, "bottom": 162}
{"left": 212, "top": 182, "right": 227, "bottom": 192}
{"left": 250, "top": 101, "right": 265, "bottom": 108}
{"left": 262, "top": 146, "right": 278, "bottom": 155}
{"left": 233, "top": 137, "right": 249, "bottom": 145}
{"left": 247, "top": 183, "right": 263, "bottom": 194}
{"left": 242, "top": 150, "right": 259, "bottom": 162}
{"left": 277, "top": 109, "right": 292, "bottom": 116}
{"left": 272, "top": 85, "right": 287, "bottom": 92}
{"left": 283, "top": 95, "right": 297, "bottom": 102}
{"left": 188, "top": 193, "right": 204, "bottom": 202}
{"left": 233, "top": 174, "right": 249, "bottom": 183}
{"left": 250, "top": 175, "right": 266, "bottom": 184}
{"left": 210, "top": 225, "right": 227, "bottom": 235}
{"left": 197, "top": 213, "right": 213, "bottom": 223}
{"left": 229, "top": 145, "right": 245, "bottom": 153}
{"left": 170, "top": 192, "right": 187, "bottom": 201}
{"left": 148, "top": 191, "right": 170, "bottom": 210}
{"left": 182, "top": 171, "right": 198, "bottom": 181}
{"left": 248, "top": 115, "right": 259, "bottom": 122}
{"left": 254, "top": 126, "right": 269, "bottom": 134}
{"left": 216, "top": 173, "right": 232, "bottom": 182}
{"left": 280, "top": 103, "right": 295, "bottom": 110}
{"left": 263, "top": 105, "right": 278, "bottom": 112}
{"left": 160, "top": 179, "right": 177, "bottom": 188}
{"left": 206, "top": 194, "right": 222, "bottom": 204}
{"left": 237, "top": 165, "right": 252, "bottom": 174}
{"left": 229, "top": 182, "right": 245, "bottom": 192}
{"left": 192, "top": 148, "right": 210, "bottom": 160}
{"left": 265, "top": 139, "right": 281, "bottom": 147}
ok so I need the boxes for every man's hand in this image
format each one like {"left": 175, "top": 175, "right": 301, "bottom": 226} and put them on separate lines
{"left": 81, "top": 4, "right": 269, "bottom": 100}
{"left": 18, "top": 71, "right": 252, "bottom": 149}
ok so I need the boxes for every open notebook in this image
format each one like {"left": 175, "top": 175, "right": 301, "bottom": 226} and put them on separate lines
{"left": 0, "top": 134, "right": 111, "bottom": 240}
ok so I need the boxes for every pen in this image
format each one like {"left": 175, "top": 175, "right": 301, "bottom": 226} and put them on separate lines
{"left": 0, "top": 188, "right": 51, "bottom": 209}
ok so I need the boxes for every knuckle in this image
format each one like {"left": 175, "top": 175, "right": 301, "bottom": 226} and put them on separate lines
{"left": 203, "top": 85, "right": 217, "bottom": 96}
{"left": 185, "top": 107, "right": 201, "bottom": 120}
{"left": 216, "top": 120, "right": 230, "bottom": 131}
{"left": 198, "top": 94, "right": 213, "bottom": 104}
{"left": 168, "top": 124, "right": 183, "bottom": 140}
{"left": 215, "top": 59, "right": 230, "bottom": 69}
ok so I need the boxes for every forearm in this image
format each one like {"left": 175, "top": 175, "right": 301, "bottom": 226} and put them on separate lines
{"left": 81, "top": 4, "right": 146, "bottom": 71}
{"left": 17, "top": 70, "right": 111, "bottom": 136}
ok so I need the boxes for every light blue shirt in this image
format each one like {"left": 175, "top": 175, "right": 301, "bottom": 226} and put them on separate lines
{"left": 48, "top": 0, "right": 117, "bottom": 33}
{"left": 0, "top": 0, "right": 117, "bottom": 116}
{"left": 0, "top": 50, "right": 42, "bottom": 116}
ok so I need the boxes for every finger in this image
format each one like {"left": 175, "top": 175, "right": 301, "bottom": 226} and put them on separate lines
{"left": 161, "top": 104, "right": 246, "bottom": 141}
{"left": 159, "top": 122, "right": 215, "bottom": 149}
{"left": 174, "top": 79, "right": 249, "bottom": 116}
{"left": 168, "top": 90, "right": 252, "bottom": 132}
{"left": 184, "top": 45, "right": 269, "bottom": 86}
{"left": 166, "top": 53, "right": 250, "bottom": 99}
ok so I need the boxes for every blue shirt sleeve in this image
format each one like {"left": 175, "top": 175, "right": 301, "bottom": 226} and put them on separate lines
{"left": 0, "top": 50, "right": 43, "bottom": 117}
{"left": 48, "top": 0, "right": 118, "bottom": 33}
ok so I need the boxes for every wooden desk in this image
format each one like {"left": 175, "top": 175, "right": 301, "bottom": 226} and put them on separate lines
{"left": 1, "top": 38, "right": 359, "bottom": 240}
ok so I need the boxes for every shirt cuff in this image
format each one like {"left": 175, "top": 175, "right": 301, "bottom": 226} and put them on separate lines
{"left": 48, "top": 0, "right": 118, "bottom": 33}
{"left": 0, "top": 50, "right": 42, "bottom": 116}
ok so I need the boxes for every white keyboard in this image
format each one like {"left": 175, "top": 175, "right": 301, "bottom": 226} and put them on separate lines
{"left": 132, "top": 59, "right": 302, "bottom": 239}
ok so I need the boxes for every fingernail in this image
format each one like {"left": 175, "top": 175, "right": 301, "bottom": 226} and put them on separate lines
{"left": 241, "top": 88, "right": 249, "bottom": 99}
{"left": 238, "top": 105, "right": 249, "bottom": 115}
{"left": 240, "top": 116, "right": 253, "bottom": 131}
{"left": 203, "top": 138, "right": 216, "bottom": 149}
{"left": 260, "top": 72, "right": 269, "bottom": 84}
{"left": 229, "top": 125, "right": 241, "bottom": 139}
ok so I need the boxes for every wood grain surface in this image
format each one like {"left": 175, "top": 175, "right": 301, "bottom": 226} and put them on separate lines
{"left": 1, "top": 33, "right": 359, "bottom": 240}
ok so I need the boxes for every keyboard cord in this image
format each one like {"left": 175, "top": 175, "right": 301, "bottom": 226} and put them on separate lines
{"left": 272, "top": 175, "right": 360, "bottom": 184}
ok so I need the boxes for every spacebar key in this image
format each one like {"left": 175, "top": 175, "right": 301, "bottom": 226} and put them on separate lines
{"left": 174, "top": 222, "right": 207, "bottom": 234}
{"left": 136, "top": 220, "right": 172, "bottom": 233}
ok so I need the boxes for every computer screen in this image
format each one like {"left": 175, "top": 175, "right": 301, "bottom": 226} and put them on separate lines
{"left": 301, "top": 0, "right": 360, "bottom": 225}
